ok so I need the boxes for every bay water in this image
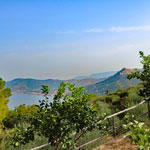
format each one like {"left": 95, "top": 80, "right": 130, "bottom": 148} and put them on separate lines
{"left": 8, "top": 93, "right": 53, "bottom": 109}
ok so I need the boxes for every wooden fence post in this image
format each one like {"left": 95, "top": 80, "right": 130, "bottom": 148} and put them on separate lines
{"left": 148, "top": 99, "right": 150, "bottom": 120}
{"left": 112, "top": 116, "right": 116, "bottom": 138}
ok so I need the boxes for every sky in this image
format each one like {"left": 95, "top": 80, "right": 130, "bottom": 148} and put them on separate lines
{"left": 0, "top": 0, "right": 150, "bottom": 81}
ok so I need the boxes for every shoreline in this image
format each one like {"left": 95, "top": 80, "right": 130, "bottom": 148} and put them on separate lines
{"left": 11, "top": 92, "right": 55, "bottom": 96}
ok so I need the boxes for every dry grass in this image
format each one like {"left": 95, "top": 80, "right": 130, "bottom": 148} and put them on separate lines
{"left": 93, "top": 135, "right": 139, "bottom": 150}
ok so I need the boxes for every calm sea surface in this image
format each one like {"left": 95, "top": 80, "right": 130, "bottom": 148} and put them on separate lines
{"left": 8, "top": 93, "right": 53, "bottom": 109}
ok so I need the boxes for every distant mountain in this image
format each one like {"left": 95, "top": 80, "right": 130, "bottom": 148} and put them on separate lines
{"left": 74, "top": 71, "right": 117, "bottom": 79}
{"left": 6, "top": 78, "right": 62, "bottom": 95}
{"left": 6, "top": 78, "right": 103, "bottom": 95}
{"left": 85, "top": 68, "right": 140, "bottom": 96}
{"left": 6, "top": 69, "right": 139, "bottom": 96}
{"left": 65, "top": 78, "right": 104, "bottom": 87}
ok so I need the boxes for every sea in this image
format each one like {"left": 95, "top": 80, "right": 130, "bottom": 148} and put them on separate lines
{"left": 8, "top": 93, "right": 53, "bottom": 109}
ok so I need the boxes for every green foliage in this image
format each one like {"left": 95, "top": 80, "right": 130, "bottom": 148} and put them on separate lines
{"left": 10, "top": 83, "right": 107, "bottom": 150}
{"left": 123, "top": 51, "right": 150, "bottom": 150}
{"left": 113, "top": 89, "right": 128, "bottom": 111}
{"left": 88, "top": 94, "right": 99, "bottom": 101}
{"left": 34, "top": 82, "right": 107, "bottom": 149}
{"left": 15, "top": 104, "right": 39, "bottom": 120}
{"left": 128, "top": 51, "right": 150, "bottom": 99}
{"left": 41, "top": 85, "right": 50, "bottom": 96}
{"left": 7, "top": 125, "right": 34, "bottom": 148}
{"left": 92, "top": 84, "right": 144, "bottom": 116}
{"left": 0, "top": 78, "right": 11, "bottom": 127}
{"left": 2, "top": 131, "right": 49, "bottom": 150}
{"left": 3, "top": 105, "right": 39, "bottom": 129}
{"left": 96, "top": 101, "right": 112, "bottom": 115}
{"left": 105, "top": 96, "right": 112, "bottom": 104}
{"left": 90, "top": 83, "right": 147, "bottom": 136}
{"left": 123, "top": 119, "right": 150, "bottom": 150}
{"left": 0, "top": 78, "right": 11, "bottom": 148}
{"left": 0, "top": 129, "right": 6, "bottom": 144}
{"left": 3, "top": 105, "right": 39, "bottom": 148}
{"left": 3, "top": 110, "right": 18, "bottom": 129}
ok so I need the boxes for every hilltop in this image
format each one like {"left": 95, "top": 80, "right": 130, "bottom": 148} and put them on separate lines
{"left": 85, "top": 68, "right": 140, "bottom": 95}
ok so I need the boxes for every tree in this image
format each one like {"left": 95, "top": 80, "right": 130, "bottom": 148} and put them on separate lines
{"left": 0, "top": 78, "right": 11, "bottom": 127}
{"left": 117, "top": 89, "right": 128, "bottom": 109}
{"left": 123, "top": 51, "right": 150, "bottom": 149}
{"left": 11, "top": 83, "right": 107, "bottom": 149}
{"left": 3, "top": 104, "right": 39, "bottom": 129}
{"left": 3, "top": 110, "right": 18, "bottom": 129}
{"left": 128, "top": 51, "right": 150, "bottom": 99}
{"left": 123, "top": 119, "right": 150, "bottom": 150}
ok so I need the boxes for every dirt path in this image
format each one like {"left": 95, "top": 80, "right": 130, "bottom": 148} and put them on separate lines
{"left": 93, "top": 136, "right": 138, "bottom": 150}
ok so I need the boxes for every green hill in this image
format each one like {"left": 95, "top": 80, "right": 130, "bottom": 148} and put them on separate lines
{"left": 85, "top": 68, "right": 140, "bottom": 96}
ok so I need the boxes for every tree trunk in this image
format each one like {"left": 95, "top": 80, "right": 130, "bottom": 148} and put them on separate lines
{"left": 54, "top": 137, "right": 59, "bottom": 150}
{"left": 68, "top": 144, "right": 72, "bottom": 150}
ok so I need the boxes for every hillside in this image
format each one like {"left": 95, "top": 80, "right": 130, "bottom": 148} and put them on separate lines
{"left": 6, "top": 78, "right": 103, "bottom": 95}
{"left": 75, "top": 71, "right": 116, "bottom": 79}
{"left": 85, "top": 68, "right": 140, "bottom": 96}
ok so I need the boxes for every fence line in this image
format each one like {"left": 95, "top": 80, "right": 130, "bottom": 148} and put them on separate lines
{"left": 30, "top": 99, "right": 149, "bottom": 150}
{"left": 30, "top": 143, "right": 50, "bottom": 150}
{"left": 76, "top": 100, "right": 148, "bottom": 149}
{"left": 105, "top": 100, "right": 146, "bottom": 119}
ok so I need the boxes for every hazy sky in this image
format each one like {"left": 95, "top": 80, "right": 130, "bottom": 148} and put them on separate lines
{"left": 0, "top": 0, "right": 150, "bottom": 81}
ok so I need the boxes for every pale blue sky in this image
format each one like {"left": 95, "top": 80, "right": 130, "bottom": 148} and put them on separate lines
{"left": 0, "top": 0, "right": 150, "bottom": 81}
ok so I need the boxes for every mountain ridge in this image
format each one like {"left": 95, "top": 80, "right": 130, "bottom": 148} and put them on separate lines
{"left": 5, "top": 68, "right": 140, "bottom": 96}
{"left": 85, "top": 68, "right": 140, "bottom": 95}
{"left": 6, "top": 78, "right": 104, "bottom": 95}
{"left": 74, "top": 71, "right": 117, "bottom": 79}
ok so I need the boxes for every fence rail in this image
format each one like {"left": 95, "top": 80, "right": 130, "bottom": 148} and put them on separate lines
{"left": 105, "top": 100, "right": 146, "bottom": 119}
{"left": 30, "top": 99, "right": 150, "bottom": 150}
